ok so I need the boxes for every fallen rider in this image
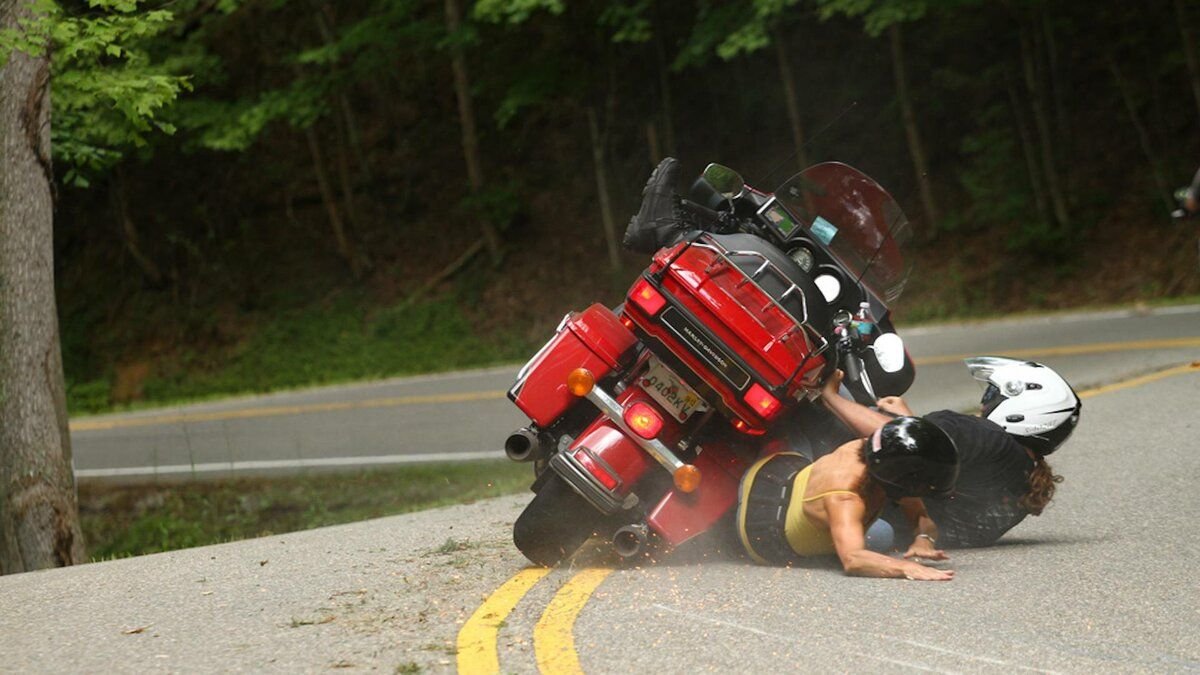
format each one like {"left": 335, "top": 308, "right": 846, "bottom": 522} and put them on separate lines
{"left": 735, "top": 373, "right": 960, "bottom": 581}
{"left": 820, "top": 357, "right": 1082, "bottom": 548}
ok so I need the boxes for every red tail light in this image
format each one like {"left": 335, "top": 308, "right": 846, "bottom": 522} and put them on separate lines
{"left": 630, "top": 278, "right": 667, "bottom": 316}
{"left": 623, "top": 401, "right": 664, "bottom": 439}
{"left": 744, "top": 383, "right": 782, "bottom": 419}
{"left": 573, "top": 449, "right": 618, "bottom": 490}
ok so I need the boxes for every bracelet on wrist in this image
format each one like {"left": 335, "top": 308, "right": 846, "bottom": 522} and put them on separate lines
{"left": 916, "top": 533, "right": 936, "bottom": 545}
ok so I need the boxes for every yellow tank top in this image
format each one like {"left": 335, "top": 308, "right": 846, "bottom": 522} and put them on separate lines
{"left": 782, "top": 465, "right": 862, "bottom": 557}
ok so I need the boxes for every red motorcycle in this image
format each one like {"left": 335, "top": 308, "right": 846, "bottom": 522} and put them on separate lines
{"left": 504, "top": 161, "right": 916, "bottom": 566}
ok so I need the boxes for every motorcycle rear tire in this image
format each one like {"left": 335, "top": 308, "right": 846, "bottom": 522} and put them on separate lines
{"left": 513, "top": 473, "right": 609, "bottom": 567}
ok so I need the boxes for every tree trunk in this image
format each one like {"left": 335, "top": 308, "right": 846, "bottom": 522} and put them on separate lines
{"left": 1174, "top": 0, "right": 1200, "bottom": 124}
{"left": 1004, "top": 68, "right": 1052, "bottom": 227}
{"left": 445, "top": 0, "right": 502, "bottom": 266}
{"left": 1020, "top": 26, "right": 1070, "bottom": 231}
{"left": 1109, "top": 58, "right": 1175, "bottom": 213}
{"left": 645, "top": 120, "right": 661, "bottom": 166}
{"left": 304, "top": 125, "right": 366, "bottom": 278}
{"left": 586, "top": 107, "right": 621, "bottom": 273}
{"left": 651, "top": 0, "right": 675, "bottom": 156}
{"left": 774, "top": 28, "right": 810, "bottom": 172}
{"left": 112, "top": 166, "right": 164, "bottom": 286}
{"left": 889, "top": 24, "right": 940, "bottom": 228}
{"left": 0, "top": 0, "right": 86, "bottom": 574}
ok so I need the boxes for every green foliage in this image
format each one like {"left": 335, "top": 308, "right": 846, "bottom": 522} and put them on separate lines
{"left": 0, "top": 1, "right": 192, "bottom": 185}
{"left": 473, "top": 0, "right": 564, "bottom": 24}
{"left": 813, "top": 0, "right": 930, "bottom": 36}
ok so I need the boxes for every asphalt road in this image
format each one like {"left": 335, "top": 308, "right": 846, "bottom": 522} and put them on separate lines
{"left": 4, "top": 336, "right": 1198, "bottom": 673}
{"left": 70, "top": 304, "right": 1200, "bottom": 480}
{"left": 4, "top": 305, "right": 1199, "bottom": 672}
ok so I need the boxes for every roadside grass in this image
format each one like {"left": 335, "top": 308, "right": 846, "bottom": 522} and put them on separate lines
{"left": 66, "top": 295, "right": 534, "bottom": 416}
{"left": 78, "top": 460, "right": 532, "bottom": 561}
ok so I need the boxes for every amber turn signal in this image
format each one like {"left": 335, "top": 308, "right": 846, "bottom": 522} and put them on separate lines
{"left": 673, "top": 464, "right": 701, "bottom": 493}
{"left": 567, "top": 368, "right": 596, "bottom": 397}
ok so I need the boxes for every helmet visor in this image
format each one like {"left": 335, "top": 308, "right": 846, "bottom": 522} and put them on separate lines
{"left": 964, "top": 356, "right": 1028, "bottom": 384}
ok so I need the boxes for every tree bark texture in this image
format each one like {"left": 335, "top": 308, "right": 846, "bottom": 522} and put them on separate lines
{"left": 774, "top": 28, "right": 810, "bottom": 173}
{"left": 889, "top": 24, "right": 940, "bottom": 228}
{"left": 445, "top": 0, "right": 502, "bottom": 265}
{"left": 0, "top": 0, "right": 86, "bottom": 573}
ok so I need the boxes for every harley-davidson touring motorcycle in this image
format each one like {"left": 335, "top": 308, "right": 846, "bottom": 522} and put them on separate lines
{"left": 503, "top": 161, "right": 917, "bottom": 566}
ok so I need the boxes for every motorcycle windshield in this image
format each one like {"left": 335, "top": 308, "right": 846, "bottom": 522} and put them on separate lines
{"left": 774, "top": 162, "right": 912, "bottom": 303}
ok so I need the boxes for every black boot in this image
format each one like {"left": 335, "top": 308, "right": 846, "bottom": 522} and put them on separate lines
{"left": 623, "top": 157, "right": 683, "bottom": 254}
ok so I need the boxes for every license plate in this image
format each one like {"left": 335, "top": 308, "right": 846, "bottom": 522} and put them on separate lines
{"left": 639, "top": 359, "right": 708, "bottom": 423}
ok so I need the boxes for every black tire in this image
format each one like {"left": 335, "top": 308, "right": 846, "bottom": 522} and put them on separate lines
{"left": 513, "top": 473, "right": 609, "bottom": 567}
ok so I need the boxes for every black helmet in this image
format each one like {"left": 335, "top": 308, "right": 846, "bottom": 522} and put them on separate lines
{"left": 863, "top": 417, "right": 959, "bottom": 499}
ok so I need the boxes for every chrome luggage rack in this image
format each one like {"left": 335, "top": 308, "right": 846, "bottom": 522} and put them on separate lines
{"left": 672, "top": 235, "right": 831, "bottom": 392}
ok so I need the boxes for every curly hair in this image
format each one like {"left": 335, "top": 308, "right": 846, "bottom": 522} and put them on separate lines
{"left": 1019, "top": 455, "right": 1063, "bottom": 516}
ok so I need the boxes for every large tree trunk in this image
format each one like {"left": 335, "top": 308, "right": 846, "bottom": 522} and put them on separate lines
{"left": 445, "top": 0, "right": 502, "bottom": 266}
{"left": 889, "top": 24, "right": 940, "bottom": 228}
{"left": 774, "top": 28, "right": 809, "bottom": 173}
{"left": 0, "top": 0, "right": 86, "bottom": 574}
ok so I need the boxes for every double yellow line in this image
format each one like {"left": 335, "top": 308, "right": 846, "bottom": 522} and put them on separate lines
{"left": 456, "top": 360, "right": 1200, "bottom": 674}
{"left": 457, "top": 567, "right": 614, "bottom": 675}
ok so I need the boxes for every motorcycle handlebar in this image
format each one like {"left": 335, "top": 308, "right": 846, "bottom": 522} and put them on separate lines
{"left": 675, "top": 198, "right": 723, "bottom": 228}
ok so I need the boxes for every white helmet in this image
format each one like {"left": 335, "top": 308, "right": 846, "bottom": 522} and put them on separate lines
{"left": 964, "top": 356, "right": 1081, "bottom": 455}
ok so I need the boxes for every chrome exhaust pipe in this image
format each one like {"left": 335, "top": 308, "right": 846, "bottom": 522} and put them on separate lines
{"left": 612, "top": 523, "right": 649, "bottom": 558}
{"left": 504, "top": 427, "right": 541, "bottom": 463}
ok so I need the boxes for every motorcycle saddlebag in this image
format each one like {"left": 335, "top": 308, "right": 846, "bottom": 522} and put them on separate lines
{"left": 508, "top": 304, "right": 637, "bottom": 428}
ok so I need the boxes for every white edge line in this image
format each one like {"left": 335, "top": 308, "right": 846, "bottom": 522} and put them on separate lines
{"left": 75, "top": 451, "right": 501, "bottom": 479}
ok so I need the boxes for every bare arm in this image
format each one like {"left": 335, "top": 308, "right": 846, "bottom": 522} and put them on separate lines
{"left": 896, "top": 497, "right": 949, "bottom": 561}
{"left": 820, "top": 370, "right": 895, "bottom": 437}
{"left": 826, "top": 494, "right": 954, "bottom": 581}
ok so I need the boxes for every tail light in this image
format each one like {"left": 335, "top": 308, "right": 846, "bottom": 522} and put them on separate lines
{"left": 623, "top": 401, "right": 664, "bottom": 439}
{"left": 630, "top": 278, "right": 667, "bottom": 316}
{"left": 573, "top": 449, "right": 618, "bottom": 490}
{"left": 743, "top": 383, "right": 782, "bottom": 420}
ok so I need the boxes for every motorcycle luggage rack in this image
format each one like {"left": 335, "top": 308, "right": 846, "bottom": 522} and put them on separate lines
{"left": 685, "top": 238, "right": 830, "bottom": 368}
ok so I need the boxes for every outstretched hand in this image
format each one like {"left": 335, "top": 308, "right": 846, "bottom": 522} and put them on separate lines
{"left": 876, "top": 396, "right": 914, "bottom": 416}
{"left": 902, "top": 562, "right": 955, "bottom": 581}
{"left": 904, "top": 539, "right": 950, "bottom": 562}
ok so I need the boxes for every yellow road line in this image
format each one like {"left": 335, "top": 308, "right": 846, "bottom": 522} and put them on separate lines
{"left": 534, "top": 568, "right": 614, "bottom": 675}
{"left": 913, "top": 337, "right": 1200, "bottom": 366}
{"left": 457, "top": 567, "right": 552, "bottom": 675}
{"left": 69, "top": 390, "right": 506, "bottom": 432}
{"left": 1077, "top": 361, "right": 1200, "bottom": 398}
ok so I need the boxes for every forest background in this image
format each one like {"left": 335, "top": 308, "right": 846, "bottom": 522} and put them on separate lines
{"left": 24, "top": 0, "right": 1200, "bottom": 415}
